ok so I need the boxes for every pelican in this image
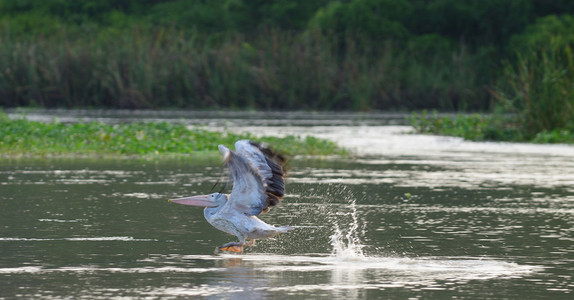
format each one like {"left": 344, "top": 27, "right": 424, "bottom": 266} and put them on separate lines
{"left": 170, "top": 140, "right": 292, "bottom": 252}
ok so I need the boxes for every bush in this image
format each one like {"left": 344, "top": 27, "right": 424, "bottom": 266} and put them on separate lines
{"left": 414, "top": 0, "right": 533, "bottom": 46}
{"left": 308, "top": 0, "right": 413, "bottom": 41}
{"left": 507, "top": 14, "right": 574, "bottom": 53}
{"left": 496, "top": 15, "right": 574, "bottom": 137}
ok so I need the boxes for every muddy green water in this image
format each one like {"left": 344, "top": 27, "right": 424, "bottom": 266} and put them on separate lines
{"left": 1, "top": 110, "right": 573, "bottom": 299}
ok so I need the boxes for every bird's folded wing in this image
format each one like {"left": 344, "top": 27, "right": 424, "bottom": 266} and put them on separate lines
{"left": 219, "top": 140, "right": 285, "bottom": 216}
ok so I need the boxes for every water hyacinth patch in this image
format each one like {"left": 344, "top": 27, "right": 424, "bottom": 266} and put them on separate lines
{"left": 0, "top": 113, "right": 346, "bottom": 157}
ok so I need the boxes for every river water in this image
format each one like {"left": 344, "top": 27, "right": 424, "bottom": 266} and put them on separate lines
{"left": 1, "top": 110, "right": 573, "bottom": 299}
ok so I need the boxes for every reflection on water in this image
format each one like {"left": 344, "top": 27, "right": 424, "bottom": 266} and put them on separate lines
{"left": 0, "top": 253, "right": 537, "bottom": 298}
{"left": 138, "top": 254, "right": 536, "bottom": 298}
{"left": 1, "top": 111, "right": 574, "bottom": 299}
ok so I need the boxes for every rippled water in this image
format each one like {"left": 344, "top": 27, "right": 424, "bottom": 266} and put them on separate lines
{"left": 1, "top": 110, "right": 573, "bottom": 299}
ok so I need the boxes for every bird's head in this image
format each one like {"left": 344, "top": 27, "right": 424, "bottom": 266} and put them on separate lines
{"left": 169, "top": 192, "right": 227, "bottom": 207}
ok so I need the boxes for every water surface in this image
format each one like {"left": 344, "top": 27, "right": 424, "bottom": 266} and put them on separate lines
{"left": 1, "top": 110, "right": 573, "bottom": 299}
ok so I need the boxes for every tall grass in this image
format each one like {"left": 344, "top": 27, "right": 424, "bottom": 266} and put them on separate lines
{"left": 0, "top": 27, "right": 489, "bottom": 110}
{"left": 494, "top": 40, "right": 574, "bottom": 138}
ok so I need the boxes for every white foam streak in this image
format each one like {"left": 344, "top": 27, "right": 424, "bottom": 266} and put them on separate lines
{"left": 0, "top": 255, "right": 537, "bottom": 280}
{"left": 0, "top": 266, "right": 219, "bottom": 274}
{"left": 0, "top": 236, "right": 156, "bottom": 242}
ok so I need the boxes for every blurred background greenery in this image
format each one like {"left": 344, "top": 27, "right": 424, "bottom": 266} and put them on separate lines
{"left": 0, "top": 0, "right": 572, "bottom": 124}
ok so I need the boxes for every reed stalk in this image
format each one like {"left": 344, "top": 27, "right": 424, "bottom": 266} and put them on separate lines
{"left": 0, "top": 27, "right": 488, "bottom": 111}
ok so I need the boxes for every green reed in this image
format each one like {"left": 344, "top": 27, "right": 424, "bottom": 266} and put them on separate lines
{"left": 0, "top": 27, "right": 488, "bottom": 111}
{"left": 495, "top": 42, "right": 574, "bottom": 138}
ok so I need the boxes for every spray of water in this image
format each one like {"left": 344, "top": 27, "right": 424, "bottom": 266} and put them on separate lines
{"left": 329, "top": 198, "right": 366, "bottom": 260}
{"left": 277, "top": 184, "right": 368, "bottom": 256}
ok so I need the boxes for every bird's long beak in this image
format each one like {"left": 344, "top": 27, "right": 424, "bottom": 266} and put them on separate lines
{"left": 169, "top": 195, "right": 217, "bottom": 207}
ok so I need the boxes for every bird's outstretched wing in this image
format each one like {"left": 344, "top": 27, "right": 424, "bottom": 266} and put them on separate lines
{"left": 218, "top": 140, "right": 286, "bottom": 216}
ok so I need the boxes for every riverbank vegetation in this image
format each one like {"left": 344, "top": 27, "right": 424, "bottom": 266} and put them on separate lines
{"left": 411, "top": 14, "right": 574, "bottom": 144}
{"left": 0, "top": 113, "right": 346, "bottom": 158}
{"left": 0, "top": 0, "right": 573, "bottom": 142}
{"left": 411, "top": 111, "right": 574, "bottom": 144}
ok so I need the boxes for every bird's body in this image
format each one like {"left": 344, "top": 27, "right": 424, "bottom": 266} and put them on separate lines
{"left": 170, "top": 140, "right": 291, "bottom": 252}
{"left": 205, "top": 202, "right": 291, "bottom": 241}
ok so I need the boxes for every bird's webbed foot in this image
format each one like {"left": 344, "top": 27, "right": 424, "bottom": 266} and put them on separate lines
{"left": 217, "top": 242, "right": 244, "bottom": 253}
{"left": 217, "top": 240, "right": 256, "bottom": 253}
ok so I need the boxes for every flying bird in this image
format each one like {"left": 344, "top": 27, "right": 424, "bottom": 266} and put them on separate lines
{"left": 170, "top": 140, "right": 291, "bottom": 252}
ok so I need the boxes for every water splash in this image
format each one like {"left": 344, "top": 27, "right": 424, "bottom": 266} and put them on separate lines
{"left": 329, "top": 198, "right": 366, "bottom": 260}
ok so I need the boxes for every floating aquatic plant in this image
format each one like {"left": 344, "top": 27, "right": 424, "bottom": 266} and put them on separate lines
{"left": 0, "top": 113, "right": 347, "bottom": 158}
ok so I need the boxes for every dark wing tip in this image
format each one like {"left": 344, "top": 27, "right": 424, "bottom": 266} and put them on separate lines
{"left": 248, "top": 141, "right": 286, "bottom": 171}
{"left": 248, "top": 141, "right": 287, "bottom": 212}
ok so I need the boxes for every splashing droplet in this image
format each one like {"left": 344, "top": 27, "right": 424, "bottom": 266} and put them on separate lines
{"left": 329, "top": 198, "right": 365, "bottom": 260}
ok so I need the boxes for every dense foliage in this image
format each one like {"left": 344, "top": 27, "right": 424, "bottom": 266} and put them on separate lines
{"left": 2, "top": 0, "right": 571, "bottom": 41}
{"left": 412, "top": 14, "right": 574, "bottom": 143}
{"left": 0, "top": 1, "right": 573, "bottom": 141}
